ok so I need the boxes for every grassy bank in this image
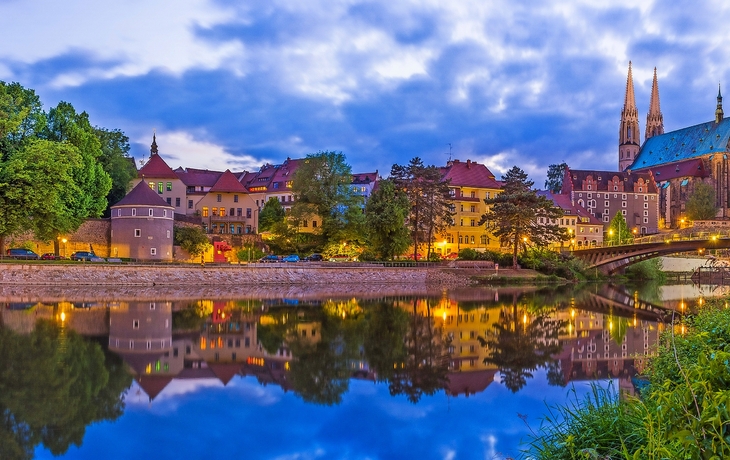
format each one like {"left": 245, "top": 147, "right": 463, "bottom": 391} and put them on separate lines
{"left": 524, "top": 301, "right": 730, "bottom": 459}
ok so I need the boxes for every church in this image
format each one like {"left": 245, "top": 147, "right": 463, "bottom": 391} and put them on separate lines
{"left": 621, "top": 62, "right": 730, "bottom": 228}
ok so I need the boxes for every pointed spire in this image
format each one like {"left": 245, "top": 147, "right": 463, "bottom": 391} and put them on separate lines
{"left": 716, "top": 83, "right": 724, "bottom": 123}
{"left": 150, "top": 131, "right": 158, "bottom": 156}
{"left": 645, "top": 67, "right": 664, "bottom": 141}
{"left": 619, "top": 61, "right": 641, "bottom": 171}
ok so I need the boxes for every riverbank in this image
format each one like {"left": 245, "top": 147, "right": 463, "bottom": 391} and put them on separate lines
{"left": 0, "top": 262, "right": 547, "bottom": 287}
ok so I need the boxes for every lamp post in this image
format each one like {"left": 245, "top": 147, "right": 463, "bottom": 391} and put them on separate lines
{"left": 61, "top": 238, "right": 67, "bottom": 258}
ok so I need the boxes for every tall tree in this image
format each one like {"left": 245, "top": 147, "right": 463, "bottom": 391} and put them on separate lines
{"left": 480, "top": 166, "right": 567, "bottom": 267}
{"left": 94, "top": 127, "right": 137, "bottom": 215}
{"left": 390, "top": 157, "right": 452, "bottom": 259}
{"left": 258, "top": 196, "right": 286, "bottom": 232}
{"left": 606, "top": 212, "right": 633, "bottom": 245}
{"left": 685, "top": 181, "right": 718, "bottom": 221}
{"left": 0, "top": 81, "right": 47, "bottom": 160}
{"left": 291, "top": 151, "right": 364, "bottom": 245}
{"left": 545, "top": 162, "right": 568, "bottom": 193}
{"left": 364, "top": 179, "right": 411, "bottom": 260}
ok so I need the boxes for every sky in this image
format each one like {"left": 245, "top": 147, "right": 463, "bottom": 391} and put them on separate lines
{"left": 3, "top": 0, "right": 730, "bottom": 186}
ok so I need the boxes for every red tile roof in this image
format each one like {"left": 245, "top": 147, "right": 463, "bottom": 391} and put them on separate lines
{"left": 440, "top": 159, "right": 501, "bottom": 188}
{"left": 210, "top": 170, "right": 249, "bottom": 193}
{"left": 135, "top": 375, "right": 174, "bottom": 401}
{"left": 138, "top": 154, "right": 178, "bottom": 179}
{"left": 175, "top": 168, "right": 224, "bottom": 188}
{"left": 351, "top": 172, "right": 378, "bottom": 184}
{"left": 538, "top": 191, "right": 603, "bottom": 225}
{"left": 636, "top": 158, "right": 708, "bottom": 182}
{"left": 113, "top": 180, "right": 172, "bottom": 208}
{"left": 208, "top": 362, "right": 243, "bottom": 385}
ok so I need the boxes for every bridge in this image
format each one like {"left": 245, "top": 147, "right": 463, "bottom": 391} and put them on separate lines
{"left": 571, "top": 231, "right": 730, "bottom": 274}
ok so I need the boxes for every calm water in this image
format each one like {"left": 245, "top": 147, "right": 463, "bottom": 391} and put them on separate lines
{"left": 0, "top": 283, "right": 711, "bottom": 459}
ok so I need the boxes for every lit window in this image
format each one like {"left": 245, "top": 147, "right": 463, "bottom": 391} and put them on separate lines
{"left": 158, "top": 182, "right": 163, "bottom": 194}
{"left": 202, "top": 207, "right": 209, "bottom": 217}
{"left": 166, "top": 182, "right": 172, "bottom": 191}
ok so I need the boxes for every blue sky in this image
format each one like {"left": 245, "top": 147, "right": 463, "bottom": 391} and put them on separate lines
{"left": 3, "top": 0, "right": 730, "bottom": 185}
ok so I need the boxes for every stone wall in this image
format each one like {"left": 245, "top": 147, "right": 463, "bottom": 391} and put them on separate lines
{"left": 0, "top": 263, "right": 469, "bottom": 287}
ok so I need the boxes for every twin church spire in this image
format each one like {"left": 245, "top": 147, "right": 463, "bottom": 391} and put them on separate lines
{"left": 619, "top": 62, "right": 665, "bottom": 171}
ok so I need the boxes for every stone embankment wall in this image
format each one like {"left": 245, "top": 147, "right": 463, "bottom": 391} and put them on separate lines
{"left": 0, "top": 264, "right": 469, "bottom": 287}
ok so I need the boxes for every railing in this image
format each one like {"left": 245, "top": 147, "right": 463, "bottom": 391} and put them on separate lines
{"left": 572, "top": 230, "right": 730, "bottom": 250}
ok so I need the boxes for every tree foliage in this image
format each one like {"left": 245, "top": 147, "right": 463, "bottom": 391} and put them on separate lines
{"left": 174, "top": 225, "right": 211, "bottom": 257}
{"left": 258, "top": 197, "right": 286, "bottom": 232}
{"left": 364, "top": 179, "right": 411, "bottom": 260}
{"left": 291, "top": 151, "right": 365, "bottom": 245}
{"left": 480, "top": 166, "right": 568, "bottom": 267}
{"left": 606, "top": 211, "right": 633, "bottom": 245}
{"left": 685, "top": 181, "right": 718, "bottom": 221}
{"left": 95, "top": 127, "right": 137, "bottom": 215}
{"left": 390, "top": 157, "right": 452, "bottom": 259}
{"left": 544, "top": 162, "right": 568, "bottom": 193}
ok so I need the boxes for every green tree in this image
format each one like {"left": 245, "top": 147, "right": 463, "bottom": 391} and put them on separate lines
{"left": 0, "top": 81, "right": 47, "bottom": 159}
{"left": 94, "top": 127, "right": 137, "bottom": 216}
{"left": 291, "top": 151, "right": 365, "bottom": 245}
{"left": 364, "top": 179, "right": 411, "bottom": 260}
{"left": 258, "top": 197, "right": 285, "bottom": 232}
{"left": 544, "top": 162, "right": 568, "bottom": 193}
{"left": 480, "top": 166, "right": 568, "bottom": 267}
{"left": 606, "top": 211, "right": 633, "bottom": 245}
{"left": 685, "top": 181, "right": 718, "bottom": 221}
{"left": 174, "top": 225, "right": 211, "bottom": 257}
{"left": 390, "top": 157, "right": 453, "bottom": 259}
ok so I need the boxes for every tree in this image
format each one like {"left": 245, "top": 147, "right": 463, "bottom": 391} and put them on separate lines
{"left": 606, "top": 212, "right": 633, "bottom": 245}
{"left": 480, "top": 166, "right": 568, "bottom": 267}
{"left": 94, "top": 127, "right": 137, "bottom": 216}
{"left": 0, "top": 81, "right": 47, "bottom": 160}
{"left": 545, "top": 162, "right": 568, "bottom": 193}
{"left": 258, "top": 197, "right": 285, "bottom": 232}
{"left": 364, "top": 179, "right": 411, "bottom": 260}
{"left": 685, "top": 181, "right": 718, "bottom": 221}
{"left": 174, "top": 225, "right": 211, "bottom": 257}
{"left": 390, "top": 157, "right": 452, "bottom": 259}
{"left": 291, "top": 151, "right": 364, "bottom": 245}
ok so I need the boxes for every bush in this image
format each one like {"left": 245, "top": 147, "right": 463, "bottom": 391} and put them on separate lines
{"left": 623, "top": 258, "right": 666, "bottom": 282}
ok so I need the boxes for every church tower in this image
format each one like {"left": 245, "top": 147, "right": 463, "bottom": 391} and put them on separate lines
{"left": 645, "top": 67, "right": 664, "bottom": 141}
{"left": 619, "top": 62, "right": 640, "bottom": 171}
{"left": 716, "top": 84, "right": 724, "bottom": 123}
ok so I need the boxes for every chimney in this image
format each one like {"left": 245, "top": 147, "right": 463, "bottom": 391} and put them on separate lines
{"left": 466, "top": 159, "right": 471, "bottom": 168}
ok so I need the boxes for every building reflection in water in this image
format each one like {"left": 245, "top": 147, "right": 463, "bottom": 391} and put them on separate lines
{"left": 0, "top": 286, "right": 673, "bottom": 405}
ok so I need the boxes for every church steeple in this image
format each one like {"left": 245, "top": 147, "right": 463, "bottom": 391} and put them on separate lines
{"left": 645, "top": 67, "right": 664, "bottom": 141}
{"left": 150, "top": 132, "right": 158, "bottom": 156}
{"left": 716, "top": 84, "right": 724, "bottom": 123}
{"left": 619, "top": 62, "right": 641, "bottom": 171}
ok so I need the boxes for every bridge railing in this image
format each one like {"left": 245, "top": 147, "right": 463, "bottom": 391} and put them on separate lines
{"left": 573, "top": 230, "right": 730, "bottom": 250}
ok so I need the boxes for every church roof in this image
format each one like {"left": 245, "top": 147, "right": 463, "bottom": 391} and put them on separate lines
{"left": 138, "top": 153, "right": 179, "bottom": 179}
{"left": 209, "top": 170, "right": 248, "bottom": 193}
{"left": 639, "top": 158, "right": 708, "bottom": 181}
{"left": 440, "top": 159, "right": 501, "bottom": 189}
{"left": 564, "top": 169, "right": 658, "bottom": 194}
{"left": 631, "top": 117, "right": 730, "bottom": 170}
{"left": 113, "top": 180, "right": 173, "bottom": 208}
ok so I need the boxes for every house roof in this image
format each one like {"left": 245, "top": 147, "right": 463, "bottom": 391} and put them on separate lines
{"left": 445, "top": 369, "right": 497, "bottom": 397}
{"left": 631, "top": 116, "right": 730, "bottom": 170}
{"left": 269, "top": 158, "right": 304, "bottom": 191}
{"left": 135, "top": 375, "right": 174, "bottom": 401}
{"left": 351, "top": 172, "right": 378, "bottom": 184}
{"left": 635, "top": 158, "right": 708, "bottom": 181}
{"left": 175, "top": 168, "right": 224, "bottom": 188}
{"left": 440, "top": 159, "right": 501, "bottom": 189}
{"left": 138, "top": 153, "right": 178, "bottom": 179}
{"left": 538, "top": 191, "right": 603, "bottom": 225}
{"left": 208, "top": 362, "right": 243, "bottom": 385}
{"left": 209, "top": 170, "right": 249, "bottom": 193}
{"left": 113, "top": 180, "right": 173, "bottom": 208}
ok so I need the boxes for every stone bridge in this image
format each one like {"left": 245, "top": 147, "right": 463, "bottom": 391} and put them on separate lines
{"left": 572, "top": 233, "right": 730, "bottom": 275}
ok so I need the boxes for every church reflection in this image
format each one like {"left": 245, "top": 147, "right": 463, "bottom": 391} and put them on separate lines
{"left": 0, "top": 285, "right": 675, "bottom": 406}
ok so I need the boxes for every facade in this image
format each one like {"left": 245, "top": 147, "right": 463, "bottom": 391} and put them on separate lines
{"left": 538, "top": 191, "right": 604, "bottom": 249}
{"left": 134, "top": 135, "right": 187, "bottom": 213}
{"left": 197, "top": 170, "right": 259, "bottom": 235}
{"left": 111, "top": 180, "right": 175, "bottom": 261}
{"left": 621, "top": 62, "right": 730, "bottom": 228}
{"left": 561, "top": 168, "right": 660, "bottom": 235}
{"left": 438, "top": 159, "right": 502, "bottom": 256}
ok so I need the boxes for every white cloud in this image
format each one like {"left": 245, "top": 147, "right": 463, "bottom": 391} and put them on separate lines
{"left": 138, "top": 130, "right": 270, "bottom": 172}
{"left": 0, "top": 0, "right": 243, "bottom": 87}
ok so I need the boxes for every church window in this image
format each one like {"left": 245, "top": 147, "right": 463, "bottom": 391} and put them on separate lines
{"left": 587, "top": 185, "right": 592, "bottom": 190}
{"left": 643, "top": 210, "right": 649, "bottom": 216}
{"left": 651, "top": 196, "right": 655, "bottom": 200}
{"left": 614, "top": 186, "right": 618, "bottom": 191}
{"left": 639, "top": 187, "right": 643, "bottom": 192}
{"left": 604, "top": 201, "right": 609, "bottom": 207}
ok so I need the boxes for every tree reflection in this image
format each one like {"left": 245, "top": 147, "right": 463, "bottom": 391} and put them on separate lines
{"left": 0, "top": 320, "right": 132, "bottom": 459}
{"left": 480, "top": 296, "right": 564, "bottom": 392}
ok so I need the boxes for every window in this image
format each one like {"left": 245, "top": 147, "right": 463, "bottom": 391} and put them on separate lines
{"left": 246, "top": 208, "right": 251, "bottom": 218}
{"left": 458, "top": 235, "right": 463, "bottom": 244}
{"left": 150, "top": 302, "right": 156, "bottom": 310}
{"left": 470, "top": 236, "right": 475, "bottom": 244}
{"left": 135, "top": 229, "right": 141, "bottom": 237}
{"left": 470, "top": 191, "right": 476, "bottom": 198}
{"left": 157, "top": 182, "right": 163, "bottom": 194}
{"left": 622, "top": 194, "right": 627, "bottom": 200}
{"left": 175, "top": 197, "right": 180, "bottom": 207}
{"left": 188, "top": 200, "right": 193, "bottom": 209}
{"left": 151, "top": 248, "right": 157, "bottom": 256}
{"left": 230, "top": 224, "right": 235, "bottom": 234}
{"left": 587, "top": 193, "right": 592, "bottom": 198}
{"left": 643, "top": 210, "right": 649, "bottom": 216}
{"left": 202, "top": 207, "right": 209, "bottom": 217}
{"left": 644, "top": 195, "right": 648, "bottom": 201}
{"left": 217, "top": 194, "right": 222, "bottom": 202}
{"left": 302, "top": 220, "right": 308, "bottom": 227}
{"left": 148, "top": 181, "right": 155, "bottom": 190}
{"left": 604, "top": 201, "right": 610, "bottom": 207}
{"left": 230, "top": 208, "right": 235, "bottom": 216}
{"left": 166, "top": 197, "right": 171, "bottom": 205}
{"left": 166, "top": 182, "right": 172, "bottom": 191}
{"left": 116, "top": 209, "right": 122, "bottom": 217}
{"left": 312, "top": 221, "right": 317, "bottom": 228}
{"left": 470, "top": 219, "right": 475, "bottom": 227}
{"left": 133, "top": 319, "right": 139, "bottom": 329}
{"left": 132, "top": 208, "right": 137, "bottom": 216}
{"left": 622, "top": 210, "right": 627, "bottom": 216}
{"left": 622, "top": 201, "right": 627, "bottom": 208}
{"left": 234, "top": 195, "right": 239, "bottom": 203}
{"left": 149, "top": 208, "right": 154, "bottom": 216}
{"left": 166, "top": 230, "right": 171, "bottom": 239}
{"left": 643, "top": 217, "right": 649, "bottom": 223}
{"left": 643, "top": 203, "right": 648, "bottom": 209}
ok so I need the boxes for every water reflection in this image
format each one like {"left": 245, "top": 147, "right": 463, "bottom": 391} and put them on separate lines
{"left": 0, "top": 284, "right": 696, "bottom": 458}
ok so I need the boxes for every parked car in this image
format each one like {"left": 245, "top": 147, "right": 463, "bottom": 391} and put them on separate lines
{"left": 282, "top": 254, "right": 300, "bottom": 263}
{"left": 259, "top": 254, "right": 281, "bottom": 263}
{"left": 304, "top": 253, "right": 323, "bottom": 262}
{"left": 328, "top": 254, "right": 352, "bottom": 262}
{"left": 6, "top": 248, "right": 39, "bottom": 260}
{"left": 70, "top": 251, "right": 96, "bottom": 261}
{"left": 41, "top": 253, "right": 64, "bottom": 260}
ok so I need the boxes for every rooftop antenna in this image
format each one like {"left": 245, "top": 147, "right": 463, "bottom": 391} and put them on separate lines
{"left": 446, "top": 143, "right": 452, "bottom": 162}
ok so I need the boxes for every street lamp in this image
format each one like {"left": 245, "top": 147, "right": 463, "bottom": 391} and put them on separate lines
{"left": 61, "top": 238, "right": 67, "bottom": 258}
